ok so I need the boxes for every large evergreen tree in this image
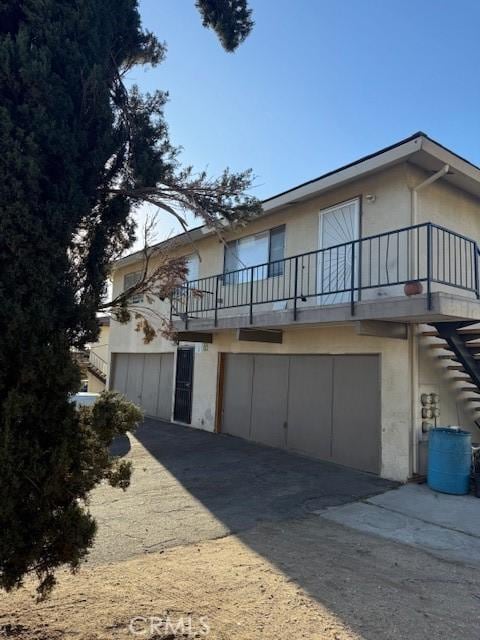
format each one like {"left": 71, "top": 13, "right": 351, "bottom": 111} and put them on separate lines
{"left": 0, "top": 0, "right": 256, "bottom": 598}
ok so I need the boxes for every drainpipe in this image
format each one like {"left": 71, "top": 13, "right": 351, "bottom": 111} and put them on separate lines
{"left": 409, "top": 164, "right": 450, "bottom": 476}
{"left": 411, "top": 164, "right": 450, "bottom": 225}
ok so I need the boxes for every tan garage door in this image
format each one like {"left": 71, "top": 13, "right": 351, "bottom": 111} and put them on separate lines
{"left": 221, "top": 353, "right": 380, "bottom": 474}
{"left": 110, "top": 353, "right": 174, "bottom": 421}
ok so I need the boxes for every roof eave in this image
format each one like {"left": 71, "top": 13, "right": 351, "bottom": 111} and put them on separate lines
{"left": 263, "top": 135, "right": 424, "bottom": 212}
{"left": 112, "top": 133, "right": 480, "bottom": 270}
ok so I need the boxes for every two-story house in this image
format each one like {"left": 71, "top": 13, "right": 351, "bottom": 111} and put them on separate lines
{"left": 108, "top": 132, "right": 480, "bottom": 482}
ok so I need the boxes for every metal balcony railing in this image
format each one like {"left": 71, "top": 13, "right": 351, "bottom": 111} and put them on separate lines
{"left": 171, "top": 222, "right": 480, "bottom": 328}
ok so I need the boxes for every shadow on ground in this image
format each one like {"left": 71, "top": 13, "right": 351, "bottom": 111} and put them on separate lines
{"left": 133, "top": 418, "right": 395, "bottom": 528}
{"left": 109, "top": 433, "right": 131, "bottom": 458}
{"left": 90, "top": 418, "right": 480, "bottom": 640}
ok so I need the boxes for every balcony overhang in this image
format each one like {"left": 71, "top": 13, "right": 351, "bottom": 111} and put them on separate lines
{"left": 173, "top": 292, "right": 480, "bottom": 334}
{"left": 172, "top": 222, "right": 480, "bottom": 337}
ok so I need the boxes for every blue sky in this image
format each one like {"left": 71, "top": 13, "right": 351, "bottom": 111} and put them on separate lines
{"left": 130, "top": 0, "right": 480, "bottom": 245}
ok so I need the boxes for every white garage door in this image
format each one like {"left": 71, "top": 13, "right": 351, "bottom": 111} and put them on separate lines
{"left": 111, "top": 353, "right": 174, "bottom": 421}
{"left": 221, "top": 353, "right": 380, "bottom": 474}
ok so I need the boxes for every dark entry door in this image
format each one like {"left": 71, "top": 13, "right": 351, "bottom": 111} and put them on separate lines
{"left": 174, "top": 347, "right": 194, "bottom": 423}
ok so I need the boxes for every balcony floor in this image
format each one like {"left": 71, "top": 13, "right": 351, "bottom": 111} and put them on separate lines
{"left": 174, "top": 291, "right": 480, "bottom": 333}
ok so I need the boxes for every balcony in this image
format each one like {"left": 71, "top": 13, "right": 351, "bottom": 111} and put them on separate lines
{"left": 171, "top": 222, "right": 480, "bottom": 334}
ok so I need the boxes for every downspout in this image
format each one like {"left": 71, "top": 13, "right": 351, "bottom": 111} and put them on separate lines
{"left": 409, "top": 163, "right": 450, "bottom": 476}
{"left": 411, "top": 164, "right": 450, "bottom": 225}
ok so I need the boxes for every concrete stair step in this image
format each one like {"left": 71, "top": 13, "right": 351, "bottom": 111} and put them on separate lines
{"left": 429, "top": 344, "right": 453, "bottom": 350}
{"left": 458, "top": 327, "right": 480, "bottom": 336}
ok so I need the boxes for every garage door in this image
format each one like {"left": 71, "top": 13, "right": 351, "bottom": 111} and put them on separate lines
{"left": 221, "top": 354, "right": 380, "bottom": 474}
{"left": 110, "top": 353, "right": 174, "bottom": 421}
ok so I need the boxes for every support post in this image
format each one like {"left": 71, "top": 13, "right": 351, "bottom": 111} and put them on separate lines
{"left": 214, "top": 275, "right": 219, "bottom": 326}
{"left": 293, "top": 256, "right": 299, "bottom": 321}
{"left": 249, "top": 267, "right": 254, "bottom": 324}
{"left": 427, "top": 223, "right": 432, "bottom": 310}
{"left": 357, "top": 238, "right": 362, "bottom": 302}
{"left": 184, "top": 281, "right": 189, "bottom": 330}
{"left": 350, "top": 240, "right": 356, "bottom": 316}
{"left": 474, "top": 244, "right": 480, "bottom": 299}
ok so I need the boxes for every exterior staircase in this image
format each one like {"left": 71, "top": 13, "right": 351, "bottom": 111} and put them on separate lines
{"left": 71, "top": 349, "right": 107, "bottom": 384}
{"left": 87, "top": 351, "right": 108, "bottom": 384}
{"left": 421, "top": 322, "right": 480, "bottom": 416}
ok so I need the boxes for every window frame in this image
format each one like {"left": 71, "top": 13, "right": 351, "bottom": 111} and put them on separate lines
{"left": 185, "top": 253, "right": 200, "bottom": 283}
{"left": 123, "top": 270, "right": 144, "bottom": 305}
{"left": 267, "top": 225, "right": 286, "bottom": 277}
{"left": 223, "top": 225, "right": 286, "bottom": 282}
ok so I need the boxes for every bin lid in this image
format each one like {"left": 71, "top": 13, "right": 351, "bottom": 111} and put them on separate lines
{"left": 431, "top": 426, "right": 471, "bottom": 436}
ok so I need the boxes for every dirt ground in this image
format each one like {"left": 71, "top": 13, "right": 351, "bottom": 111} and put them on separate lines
{"left": 1, "top": 516, "right": 479, "bottom": 640}
{"left": 1, "top": 422, "right": 479, "bottom": 639}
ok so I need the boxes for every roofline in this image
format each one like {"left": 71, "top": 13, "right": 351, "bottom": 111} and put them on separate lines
{"left": 112, "top": 223, "right": 210, "bottom": 270}
{"left": 113, "top": 132, "right": 480, "bottom": 269}
{"left": 262, "top": 131, "right": 428, "bottom": 205}
{"left": 263, "top": 132, "right": 480, "bottom": 206}
{"left": 420, "top": 133, "right": 480, "bottom": 173}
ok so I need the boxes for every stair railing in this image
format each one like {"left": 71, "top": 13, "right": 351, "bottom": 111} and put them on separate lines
{"left": 89, "top": 351, "right": 108, "bottom": 377}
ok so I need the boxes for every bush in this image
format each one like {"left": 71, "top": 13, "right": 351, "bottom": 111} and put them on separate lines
{"left": 0, "top": 391, "right": 142, "bottom": 600}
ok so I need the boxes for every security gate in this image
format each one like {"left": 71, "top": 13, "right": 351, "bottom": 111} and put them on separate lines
{"left": 173, "top": 347, "right": 194, "bottom": 424}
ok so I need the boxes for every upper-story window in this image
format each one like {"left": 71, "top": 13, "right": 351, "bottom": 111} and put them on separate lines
{"left": 185, "top": 254, "right": 200, "bottom": 282}
{"left": 123, "top": 270, "right": 143, "bottom": 304}
{"left": 268, "top": 225, "right": 286, "bottom": 277}
{"left": 224, "top": 226, "right": 285, "bottom": 283}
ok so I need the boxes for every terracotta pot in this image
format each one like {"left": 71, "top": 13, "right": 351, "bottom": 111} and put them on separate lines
{"left": 404, "top": 280, "right": 423, "bottom": 296}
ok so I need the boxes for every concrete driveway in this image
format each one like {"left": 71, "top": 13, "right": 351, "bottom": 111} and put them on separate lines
{"left": 323, "top": 482, "right": 480, "bottom": 566}
{"left": 89, "top": 417, "right": 395, "bottom": 564}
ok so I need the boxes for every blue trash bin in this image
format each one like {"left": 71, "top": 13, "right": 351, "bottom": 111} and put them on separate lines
{"left": 427, "top": 427, "right": 471, "bottom": 495}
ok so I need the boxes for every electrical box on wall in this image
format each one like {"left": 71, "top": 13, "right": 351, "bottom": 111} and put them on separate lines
{"left": 420, "top": 390, "right": 440, "bottom": 433}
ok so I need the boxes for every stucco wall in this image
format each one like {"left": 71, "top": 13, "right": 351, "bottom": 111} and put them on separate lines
{"left": 192, "top": 163, "right": 411, "bottom": 274}
{"left": 109, "top": 312, "right": 175, "bottom": 355}
{"left": 87, "top": 372, "right": 106, "bottom": 394}
{"left": 110, "top": 163, "right": 413, "bottom": 336}
{"left": 410, "top": 164, "right": 480, "bottom": 237}
{"left": 90, "top": 325, "right": 110, "bottom": 362}
{"left": 110, "top": 161, "right": 480, "bottom": 314}
{"left": 107, "top": 159, "right": 480, "bottom": 483}
{"left": 109, "top": 322, "right": 411, "bottom": 481}
{"left": 110, "top": 164, "right": 413, "bottom": 284}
